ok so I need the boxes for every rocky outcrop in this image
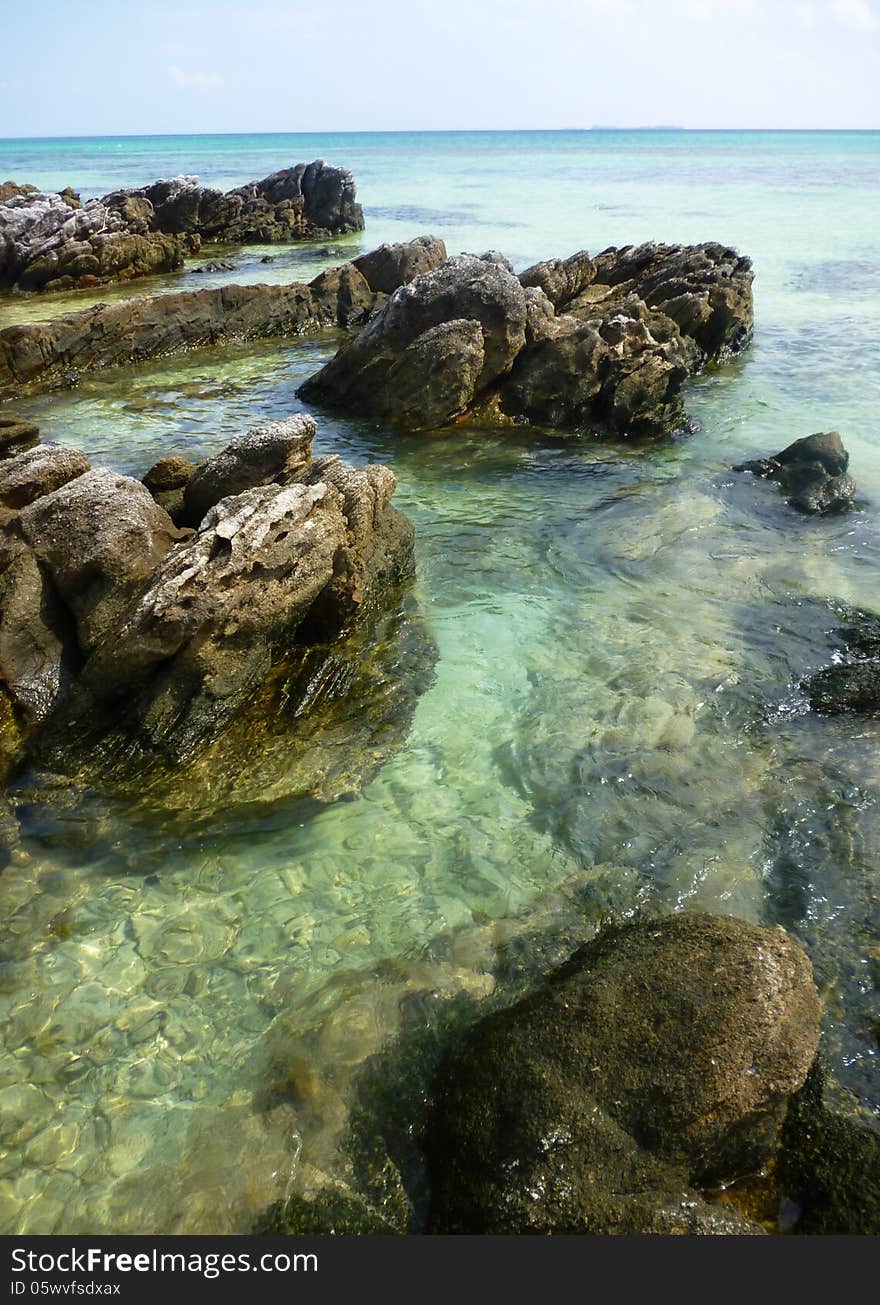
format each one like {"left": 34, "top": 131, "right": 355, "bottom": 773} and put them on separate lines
{"left": 0, "top": 236, "right": 449, "bottom": 400}
{"left": 120, "top": 162, "right": 363, "bottom": 245}
{"left": 299, "top": 241, "right": 754, "bottom": 436}
{"left": 0, "top": 187, "right": 188, "bottom": 292}
{"left": 425, "top": 913, "right": 819, "bottom": 1234}
{"left": 734, "top": 432, "right": 855, "bottom": 514}
{"left": 0, "top": 161, "right": 364, "bottom": 293}
{"left": 1, "top": 415, "right": 424, "bottom": 809}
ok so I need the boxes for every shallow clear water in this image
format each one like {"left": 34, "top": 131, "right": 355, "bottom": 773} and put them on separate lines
{"left": 1, "top": 131, "right": 879, "bottom": 1234}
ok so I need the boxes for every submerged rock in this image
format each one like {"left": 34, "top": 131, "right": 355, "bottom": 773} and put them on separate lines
{"left": 779, "top": 1063, "right": 880, "bottom": 1234}
{"left": 801, "top": 603, "right": 880, "bottom": 715}
{"left": 0, "top": 161, "right": 364, "bottom": 293}
{"left": 0, "top": 413, "right": 428, "bottom": 810}
{"left": 734, "top": 432, "right": 855, "bottom": 514}
{"left": 299, "top": 241, "right": 753, "bottom": 437}
{"left": 425, "top": 913, "right": 819, "bottom": 1233}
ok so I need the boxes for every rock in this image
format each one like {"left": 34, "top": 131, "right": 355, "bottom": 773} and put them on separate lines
{"left": 2, "top": 416, "right": 424, "bottom": 804}
{"left": 0, "top": 444, "right": 90, "bottom": 511}
{"left": 0, "top": 536, "right": 79, "bottom": 730}
{"left": 0, "top": 249, "right": 394, "bottom": 398}
{"left": 0, "top": 414, "right": 40, "bottom": 457}
{"left": 299, "top": 253, "right": 529, "bottom": 429}
{"left": 18, "top": 469, "right": 184, "bottom": 656}
{"left": 352, "top": 236, "right": 447, "bottom": 295}
{"left": 0, "top": 186, "right": 187, "bottom": 292}
{"left": 142, "top": 456, "right": 195, "bottom": 495}
{"left": 800, "top": 603, "right": 880, "bottom": 715}
{"left": 300, "top": 242, "right": 753, "bottom": 437}
{"left": 779, "top": 1064, "right": 880, "bottom": 1234}
{"left": 734, "top": 432, "right": 855, "bottom": 514}
{"left": 182, "top": 414, "right": 316, "bottom": 526}
{"left": 83, "top": 482, "right": 347, "bottom": 754}
{"left": 519, "top": 249, "right": 596, "bottom": 308}
{"left": 0, "top": 161, "right": 364, "bottom": 293}
{"left": 425, "top": 913, "right": 819, "bottom": 1234}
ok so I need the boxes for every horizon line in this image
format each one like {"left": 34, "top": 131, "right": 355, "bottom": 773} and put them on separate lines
{"left": 2, "top": 127, "right": 880, "bottom": 143}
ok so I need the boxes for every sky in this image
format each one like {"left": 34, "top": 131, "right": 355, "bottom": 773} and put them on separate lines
{"left": 1, "top": 0, "right": 878, "bottom": 136}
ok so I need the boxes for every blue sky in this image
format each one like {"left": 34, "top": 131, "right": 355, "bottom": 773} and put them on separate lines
{"left": 2, "top": 0, "right": 878, "bottom": 136}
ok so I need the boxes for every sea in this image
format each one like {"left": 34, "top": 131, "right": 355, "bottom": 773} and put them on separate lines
{"left": 1, "top": 130, "right": 879, "bottom": 1233}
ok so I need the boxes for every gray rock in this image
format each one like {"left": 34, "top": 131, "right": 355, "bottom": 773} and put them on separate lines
{"left": 0, "top": 444, "right": 90, "bottom": 510}
{"left": 0, "top": 536, "right": 78, "bottom": 726}
{"left": 0, "top": 161, "right": 364, "bottom": 293}
{"left": 352, "top": 236, "right": 447, "bottom": 294}
{"left": 18, "top": 469, "right": 183, "bottom": 656}
{"left": 300, "top": 242, "right": 753, "bottom": 436}
{"left": 735, "top": 432, "right": 855, "bottom": 514}
{"left": 299, "top": 253, "right": 528, "bottom": 428}
{"left": 182, "top": 414, "right": 316, "bottom": 526}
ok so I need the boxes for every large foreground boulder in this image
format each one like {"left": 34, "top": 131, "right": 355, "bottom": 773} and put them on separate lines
{"left": 0, "top": 161, "right": 364, "bottom": 293}
{"left": 299, "top": 241, "right": 754, "bottom": 436}
{"left": 0, "top": 414, "right": 423, "bottom": 800}
{"left": 425, "top": 913, "right": 820, "bottom": 1234}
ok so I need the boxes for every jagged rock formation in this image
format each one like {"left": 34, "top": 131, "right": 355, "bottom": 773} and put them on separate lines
{"left": 299, "top": 241, "right": 754, "bottom": 436}
{"left": 0, "top": 161, "right": 364, "bottom": 293}
{"left": 0, "top": 237, "right": 449, "bottom": 400}
{"left": 734, "top": 431, "right": 855, "bottom": 514}
{"left": 0, "top": 415, "right": 428, "bottom": 810}
{"left": 425, "top": 913, "right": 820, "bottom": 1234}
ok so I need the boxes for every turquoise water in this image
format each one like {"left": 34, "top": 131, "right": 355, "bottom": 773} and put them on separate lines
{"left": 1, "top": 131, "right": 880, "bottom": 1233}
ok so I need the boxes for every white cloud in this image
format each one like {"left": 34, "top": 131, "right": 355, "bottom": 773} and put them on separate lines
{"left": 168, "top": 65, "right": 225, "bottom": 91}
{"left": 830, "top": 0, "right": 878, "bottom": 29}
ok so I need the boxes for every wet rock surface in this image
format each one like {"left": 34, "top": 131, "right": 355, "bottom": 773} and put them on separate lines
{"left": 424, "top": 913, "right": 819, "bottom": 1233}
{"left": 0, "top": 414, "right": 426, "bottom": 807}
{"left": 0, "top": 413, "right": 40, "bottom": 456}
{"left": 0, "top": 162, "right": 364, "bottom": 293}
{"left": 735, "top": 431, "right": 855, "bottom": 514}
{"left": 300, "top": 241, "right": 754, "bottom": 436}
{"left": 801, "top": 602, "right": 880, "bottom": 714}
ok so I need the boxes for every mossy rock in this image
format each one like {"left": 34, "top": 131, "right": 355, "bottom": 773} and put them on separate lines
{"left": 779, "top": 1064, "right": 880, "bottom": 1234}
{"left": 425, "top": 912, "right": 819, "bottom": 1233}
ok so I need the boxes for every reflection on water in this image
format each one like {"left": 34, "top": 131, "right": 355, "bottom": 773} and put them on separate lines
{"left": 1, "top": 333, "right": 878, "bottom": 1234}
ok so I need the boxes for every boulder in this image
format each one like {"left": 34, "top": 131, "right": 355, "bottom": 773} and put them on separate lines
{"left": 182, "top": 414, "right": 316, "bottom": 526}
{"left": 734, "top": 432, "right": 855, "bottom": 514}
{"left": 426, "top": 913, "right": 820, "bottom": 1233}
{"left": 142, "top": 455, "right": 196, "bottom": 495}
{"left": 0, "top": 536, "right": 79, "bottom": 729}
{"left": 0, "top": 444, "right": 90, "bottom": 511}
{"left": 352, "top": 236, "right": 447, "bottom": 295}
{"left": 299, "top": 253, "right": 529, "bottom": 428}
{"left": 18, "top": 469, "right": 184, "bottom": 656}
{"left": 779, "top": 1064, "right": 880, "bottom": 1234}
